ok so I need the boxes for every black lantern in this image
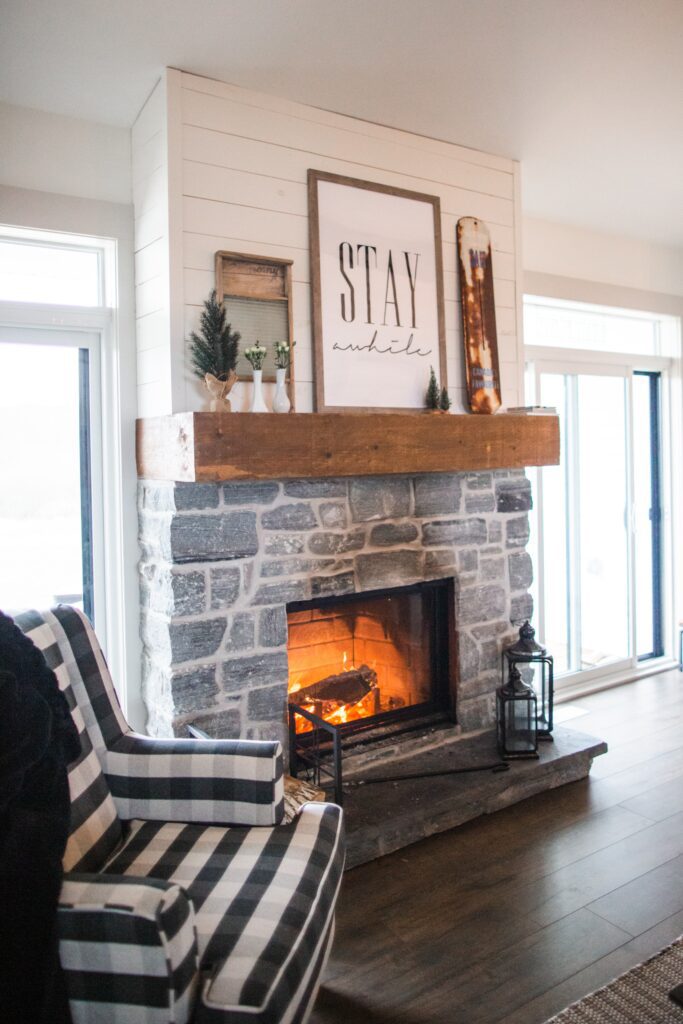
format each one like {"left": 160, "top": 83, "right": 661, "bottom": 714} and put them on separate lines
{"left": 502, "top": 621, "right": 554, "bottom": 740}
{"left": 496, "top": 664, "right": 539, "bottom": 759}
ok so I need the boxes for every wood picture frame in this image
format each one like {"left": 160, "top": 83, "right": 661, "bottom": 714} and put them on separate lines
{"left": 308, "top": 169, "right": 447, "bottom": 413}
{"left": 215, "top": 250, "right": 295, "bottom": 402}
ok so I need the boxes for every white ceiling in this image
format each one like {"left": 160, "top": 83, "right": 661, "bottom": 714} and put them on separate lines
{"left": 2, "top": 0, "right": 682, "bottom": 247}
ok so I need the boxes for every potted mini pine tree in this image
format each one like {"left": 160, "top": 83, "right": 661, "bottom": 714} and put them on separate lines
{"left": 188, "top": 290, "right": 240, "bottom": 411}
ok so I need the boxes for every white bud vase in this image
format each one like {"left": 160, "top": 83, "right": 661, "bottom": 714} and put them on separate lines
{"left": 273, "top": 367, "right": 291, "bottom": 414}
{"left": 249, "top": 369, "right": 268, "bottom": 413}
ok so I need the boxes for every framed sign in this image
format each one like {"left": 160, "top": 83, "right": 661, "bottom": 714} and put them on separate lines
{"left": 215, "top": 250, "right": 295, "bottom": 396}
{"left": 308, "top": 170, "right": 447, "bottom": 412}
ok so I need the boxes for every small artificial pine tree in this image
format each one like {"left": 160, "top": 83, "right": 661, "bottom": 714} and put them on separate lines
{"left": 426, "top": 366, "right": 440, "bottom": 409}
{"left": 188, "top": 290, "right": 240, "bottom": 382}
{"left": 439, "top": 386, "right": 451, "bottom": 411}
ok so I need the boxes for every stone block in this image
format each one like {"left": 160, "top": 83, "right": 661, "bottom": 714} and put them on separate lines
{"left": 247, "top": 683, "right": 288, "bottom": 721}
{"left": 511, "top": 593, "right": 533, "bottom": 624}
{"left": 457, "top": 631, "right": 480, "bottom": 682}
{"left": 284, "top": 479, "right": 347, "bottom": 498}
{"left": 509, "top": 551, "right": 533, "bottom": 591}
{"left": 479, "top": 639, "right": 501, "bottom": 672}
{"left": 458, "top": 692, "right": 496, "bottom": 732}
{"left": 259, "top": 606, "right": 288, "bottom": 648}
{"left": 183, "top": 706, "right": 242, "bottom": 739}
{"left": 458, "top": 670, "right": 500, "bottom": 701}
{"left": 319, "top": 502, "right": 348, "bottom": 529}
{"left": 169, "top": 617, "right": 227, "bottom": 663}
{"left": 496, "top": 478, "right": 532, "bottom": 513}
{"left": 413, "top": 474, "right": 462, "bottom": 517}
{"left": 457, "top": 584, "right": 507, "bottom": 625}
{"left": 506, "top": 515, "right": 530, "bottom": 548}
{"left": 480, "top": 556, "right": 505, "bottom": 582}
{"left": 424, "top": 549, "right": 456, "bottom": 575}
{"left": 172, "top": 570, "right": 206, "bottom": 616}
{"left": 261, "top": 502, "right": 317, "bottom": 531}
{"left": 458, "top": 549, "right": 478, "bottom": 572}
{"left": 171, "top": 664, "right": 218, "bottom": 715}
{"left": 174, "top": 483, "right": 220, "bottom": 511}
{"left": 261, "top": 557, "right": 328, "bottom": 578}
{"left": 356, "top": 550, "right": 423, "bottom": 590}
{"left": 311, "top": 572, "right": 356, "bottom": 598}
{"left": 253, "top": 579, "right": 308, "bottom": 606}
{"left": 488, "top": 521, "right": 503, "bottom": 543}
{"left": 222, "top": 482, "right": 279, "bottom": 505}
{"left": 422, "top": 518, "right": 487, "bottom": 547}
{"left": 225, "top": 612, "right": 256, "bottom": 653}
{"left": 465, "top": 491, "right": 496, "bottom": 513}
{"left": 209, "top": 566, "right": 242, "bottom": 609}
{"left": 140, "top": 613, "right": 172, "bottom": 664}
{"left": 466, "top": 473, "right": 492, "bottom": 491}
{"left": 370, "top": 522, "right": 418, "bottom": 547}
{"left": 308, "top": 529, "right": 365, "bottom": 555}
{"left": 138, "top": 481, "right": 175, "bottom": 513}
{"left": 222, "top": 651, "right": 289, "bottom": 693}
{"left": 264, "top": 534, "right": 306, "bottom": 556}
{"left": 472, "top": 620, "right": 510, "bottom": 640}
{"left": 138, "top": 512, "right": 172, "bottom": 562}
{"left": 171, "top": 511, "right": 258, "bottom": 563}
{"left": 349, "top": 477, "right": 411, "bottom": 522}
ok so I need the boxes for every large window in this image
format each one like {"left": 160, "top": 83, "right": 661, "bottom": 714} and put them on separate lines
{"left": 525, "top": 296, "right": 679, "bottom": 689}
{"left": 0, "top": 229, "right": 116, "bottom": 655}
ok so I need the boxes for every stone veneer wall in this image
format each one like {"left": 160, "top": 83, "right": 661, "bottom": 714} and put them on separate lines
{"left": 138, "top": 471, "right": 534, "bottom": 743}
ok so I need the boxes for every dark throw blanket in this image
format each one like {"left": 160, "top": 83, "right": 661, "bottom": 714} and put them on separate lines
{"left": 0, "top": 610, "right": 80, "bottom": 1024}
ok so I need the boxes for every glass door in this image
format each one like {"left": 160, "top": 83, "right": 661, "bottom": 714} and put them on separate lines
{"left": 0, "top": 326, "right": 102, "bottom": 622}
{"left": 532, "top": 364, "right": 632, "bottom": 679}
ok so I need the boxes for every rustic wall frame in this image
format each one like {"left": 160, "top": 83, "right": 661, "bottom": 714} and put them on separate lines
{"left": 308, "top": 169, "right": 447, "bottom": 413}
{"left": 215, "top": 250, "right": 295, "bottom": 400}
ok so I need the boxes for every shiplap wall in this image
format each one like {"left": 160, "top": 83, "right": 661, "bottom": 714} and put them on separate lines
{"left": 133, "top": 68, "right": 524, "bottom": 415}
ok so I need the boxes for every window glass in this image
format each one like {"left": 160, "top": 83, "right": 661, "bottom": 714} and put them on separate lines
{"left": 0, "top": 240, "right": 101, "bottom": 306}
{"left": 525, "top": 299, "right": 662, "bottom": 356}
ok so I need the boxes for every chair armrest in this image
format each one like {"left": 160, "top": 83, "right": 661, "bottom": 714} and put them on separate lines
{"left": 59, "top": 873, "right": 198, "bottom": 1023}
{"left": 103, "top": 734, "right": 285, "bottom": 826}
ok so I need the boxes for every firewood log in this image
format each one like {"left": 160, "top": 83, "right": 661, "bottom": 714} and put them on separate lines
{"left": 289, "top": 664, "right": 378, "bottom": 707}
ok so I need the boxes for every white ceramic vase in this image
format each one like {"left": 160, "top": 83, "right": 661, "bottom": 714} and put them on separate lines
{"left": 272, "top": 367, "right": 291, "bottom": 413}
{"left": 249, "top": 369, "right": 268, "bottom": 413}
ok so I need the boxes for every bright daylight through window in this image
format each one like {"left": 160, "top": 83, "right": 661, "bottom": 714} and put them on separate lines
{"left": 524, "top": 296, "right": 679, "bottom": 689}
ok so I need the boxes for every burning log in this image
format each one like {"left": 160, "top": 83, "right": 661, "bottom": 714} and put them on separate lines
{"left": 289, "top": 665, "right": 378, "bottom": 707}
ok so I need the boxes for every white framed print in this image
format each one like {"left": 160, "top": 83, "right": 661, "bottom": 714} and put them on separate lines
{"left": 308, "top": 170, "right": 447, "bottom": 412}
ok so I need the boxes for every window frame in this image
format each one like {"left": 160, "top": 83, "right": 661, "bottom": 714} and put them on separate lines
{"left": 0, "top": 235, "right": 129, "bottom": 714}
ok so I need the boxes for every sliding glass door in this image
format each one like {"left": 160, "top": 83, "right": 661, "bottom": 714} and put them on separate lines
{"left": 529, "top": 360, "right": 664, "bottom": 685}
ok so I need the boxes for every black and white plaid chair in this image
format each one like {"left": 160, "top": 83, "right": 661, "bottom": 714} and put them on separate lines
{"left": 15, "top": 606, "right": 345, "bottom": 1024}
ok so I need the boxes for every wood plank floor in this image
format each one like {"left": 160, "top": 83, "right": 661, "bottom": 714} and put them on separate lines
{"left": 311, "top": 668, "right": 683, "bottom": 1024}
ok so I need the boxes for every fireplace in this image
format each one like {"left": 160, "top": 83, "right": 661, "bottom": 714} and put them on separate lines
{"left": 287, "top": 579, "right": 455, "bottom": 737}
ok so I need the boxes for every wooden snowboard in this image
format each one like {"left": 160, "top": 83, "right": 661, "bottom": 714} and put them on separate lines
{"left": 457, "top": 217, "right": 503, "bottom": 414}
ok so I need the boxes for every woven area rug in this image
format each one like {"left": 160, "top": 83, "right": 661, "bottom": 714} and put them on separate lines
{"left": 545, "top": 937, "right": 683, "bottom": 1022}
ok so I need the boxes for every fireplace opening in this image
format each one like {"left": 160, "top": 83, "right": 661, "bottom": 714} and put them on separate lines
{"left": 286, "top": 579, "right": 455, "bottom": 737}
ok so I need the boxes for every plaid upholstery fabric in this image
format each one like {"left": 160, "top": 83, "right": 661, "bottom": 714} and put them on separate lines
{"left": 17, "top": 607, "right": 285, "bottom": 832}
{"left": 14, "top": 608, "right": 122, "bottom": 871}
{"left": 105, "top": 802, "right": 345, "bottom": 1024}
{"left": 59, "top": 874, "right": 198, "bottom": 1024}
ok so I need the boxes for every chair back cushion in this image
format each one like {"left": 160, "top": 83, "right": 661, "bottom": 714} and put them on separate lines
{"left": 15, "top": 608, "right": 123, "bottom": 871}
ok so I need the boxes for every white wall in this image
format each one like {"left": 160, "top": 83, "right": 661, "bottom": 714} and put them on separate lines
{"left": 0, "top": 102, "right": 132, "bottom": 206}
{"left": 133, "top": 69, "right": 526, "bottom": 415}
{"left": 523, "top": 217, "right": 683, "bottom": 303}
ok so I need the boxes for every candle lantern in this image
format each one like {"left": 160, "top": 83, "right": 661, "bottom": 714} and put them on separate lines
{"left": 502, "top": 621, "right": 554, "bottom": 740}
{"left": 496, "top": 664, "right": 539, "bottom": 760}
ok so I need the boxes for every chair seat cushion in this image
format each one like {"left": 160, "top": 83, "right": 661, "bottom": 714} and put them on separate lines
{"left": 104, "top": 802, "right": 344, "bottom": 1023}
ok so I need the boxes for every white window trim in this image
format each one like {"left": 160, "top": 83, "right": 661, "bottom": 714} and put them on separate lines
{"left": 0, "top": 288, "right": 129, "bottom": 715}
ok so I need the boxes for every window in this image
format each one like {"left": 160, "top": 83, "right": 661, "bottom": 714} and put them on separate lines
{"left": 0, "top": 228, "right": 118, "bottom": 664}
{"left": 525, "top": 296, "right": 679, "bottom": 689}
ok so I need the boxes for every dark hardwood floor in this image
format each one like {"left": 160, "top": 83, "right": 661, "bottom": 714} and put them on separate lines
{"left": 311, "top": 668, "right": 683, "bottom": 1024}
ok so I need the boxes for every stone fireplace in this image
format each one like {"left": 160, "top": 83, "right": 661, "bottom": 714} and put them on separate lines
{"left": 138, "top": 470, "right": 534, "bottom": 746}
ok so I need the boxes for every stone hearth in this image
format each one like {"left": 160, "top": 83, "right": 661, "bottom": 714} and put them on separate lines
{"left": 138, "top": 470, "right": 534, "bottom": 743}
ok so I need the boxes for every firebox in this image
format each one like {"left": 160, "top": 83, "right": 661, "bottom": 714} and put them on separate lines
{"left": 286, "top": 579, "right": 455, "bottom": 739}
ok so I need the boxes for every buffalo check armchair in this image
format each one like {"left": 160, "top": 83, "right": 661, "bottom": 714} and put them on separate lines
{"left": 16, "top": 606, "right": 344, "bottom": 1024}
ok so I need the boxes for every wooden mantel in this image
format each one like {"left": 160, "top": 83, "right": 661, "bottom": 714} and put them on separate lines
{"left": 136, "top": 412, "right": 559, "bottom": 482}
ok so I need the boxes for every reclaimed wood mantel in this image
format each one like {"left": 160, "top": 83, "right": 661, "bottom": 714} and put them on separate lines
{"left": 136, "top": 412, "right": 559, "bottom": 482}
